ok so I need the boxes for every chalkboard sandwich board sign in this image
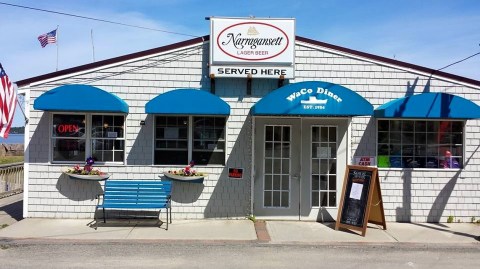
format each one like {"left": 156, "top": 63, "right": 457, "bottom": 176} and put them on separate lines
{"left": 335, "top": 165, "right": 386, "bottom": 236}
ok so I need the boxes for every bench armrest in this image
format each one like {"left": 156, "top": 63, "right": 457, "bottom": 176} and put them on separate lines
{"left": 96, "top": 193, "right": 104, "bottom": 206}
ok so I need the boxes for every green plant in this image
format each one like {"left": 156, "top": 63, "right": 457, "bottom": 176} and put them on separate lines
{"left": 0, "top": 156, "right": 24, "bottom": 164}
{"left": 247, "top": 214, "right": 256, "bottom": 223}
{"left": 0, "top": 224, "right": 8, "bottom": 229}
{"left": 447, "top": 215, "right": 454, "bottom": 223}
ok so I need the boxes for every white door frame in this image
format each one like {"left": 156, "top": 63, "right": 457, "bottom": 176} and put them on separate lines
{"left": 252, "top": 116, "right": 350, "bottom": 221}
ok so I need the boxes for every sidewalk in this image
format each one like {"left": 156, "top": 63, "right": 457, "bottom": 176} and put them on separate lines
{"left": 266, "top": 221, "right": 480, "bottom": 245}
{"left": 0, "top": 192, "right": 23, "bottom": 227}
{"left": 0, "top": 194, "right": 479, "bottom": 245}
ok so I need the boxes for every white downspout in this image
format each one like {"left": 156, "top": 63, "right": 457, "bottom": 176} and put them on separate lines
{"left": 19, "top": 87, "right": 30, "bottom": 218}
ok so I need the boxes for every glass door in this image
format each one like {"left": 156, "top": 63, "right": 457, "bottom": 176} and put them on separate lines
{"left": 254, "top": 118, "right": 301, "bottom": 219}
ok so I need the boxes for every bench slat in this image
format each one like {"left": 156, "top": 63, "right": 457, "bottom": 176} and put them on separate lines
{"left": 105, "top": 191, "right": 171, "bottom": 195}
{"left": 106, "top": 181, "right": 171, "bottom": 184}
{"left": 104, "top": 194, "right": 170, "bottom": 198}
{"left": 100, "top": 204, "right": 168, "bottom": 209}
{"left": 103, "top": 198, "right": 170, "bottom": 203}
{"left": 103, "top": 199, "right": 168, "bottom": 203}
{"left": 103, "top": 198, "right": 169, "bottom": 202}
{"left": 105, "top": 188, "right": 171, "bottom": 193}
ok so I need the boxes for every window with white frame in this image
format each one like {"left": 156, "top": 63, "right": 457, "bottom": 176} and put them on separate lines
{"left": 91, "top": 115, "right": 125, "bottom": 162}
{"left": 52, "top": 114, "right": 86, "bottom": 162}
{"left": 51, "top": 113, "right": 125, "bottom": 163}
{"left": 377, "top": 120, "right": 464, "bottom": 169}
{"left": 154, "top": 115, "right": 226, "bottom": 165}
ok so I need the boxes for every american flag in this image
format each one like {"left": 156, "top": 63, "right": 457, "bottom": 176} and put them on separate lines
{"left": 0, "top": 65, "right": 17, "bottom": 138}
{"left": 38, "top": 29, "right": 57, "bottom": 48}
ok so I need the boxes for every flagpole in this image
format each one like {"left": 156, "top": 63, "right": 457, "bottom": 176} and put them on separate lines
{"left": 2, "top": 64, "right": 24, "bottom": 124}
{"left": 15, "top": 90, "right": 28, "bottom": 124}
{"left": 56, "top": 25, "right": 59, "bottom": 71}
{"left": 91, "top": 29, "right": 95, "bottom": 62}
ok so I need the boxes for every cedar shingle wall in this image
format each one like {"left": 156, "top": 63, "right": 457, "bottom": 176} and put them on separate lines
{"left": 24, "top": 40, "right": 480, "bottom": 222}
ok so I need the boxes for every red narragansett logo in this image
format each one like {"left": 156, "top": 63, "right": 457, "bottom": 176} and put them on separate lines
{"left": 216, "top": 22, "right": 289, "bottom": 61}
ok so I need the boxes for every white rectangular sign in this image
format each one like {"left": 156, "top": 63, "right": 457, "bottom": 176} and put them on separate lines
{"left": 210, "top": 17, "right": 295, "bottom": 78}
{"left": 350, "top": 182, "right": 363, "bottom": 200}
{"left": 211, "top": 65, "right": 294, "bottom": 78}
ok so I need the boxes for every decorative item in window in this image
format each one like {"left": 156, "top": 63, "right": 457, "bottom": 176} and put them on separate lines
{"left": 376, "top": 119, "right": 464, "bottom": 169}
{"left": 63, "top": 157, "right": 110, "bottom": 181}
{"left": 163, "top": 160, "right": 205, "bottom": 183}
{"left": 442, "top": 150, "right": 460, "bottom": 169}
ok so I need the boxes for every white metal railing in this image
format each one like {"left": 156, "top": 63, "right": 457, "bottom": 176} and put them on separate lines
{"left": 0, "top": 162, "right": 24, "bottom": 196}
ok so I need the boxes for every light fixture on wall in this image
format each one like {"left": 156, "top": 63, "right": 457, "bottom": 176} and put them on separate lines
{"left": 210, "top": 73, "right": 215, "bottom": 94}
{"left": 246, "top": 74, "right": 252, "bottom": 96}
{"left": 278, "top": 75, "right": 285, "bottom": 88}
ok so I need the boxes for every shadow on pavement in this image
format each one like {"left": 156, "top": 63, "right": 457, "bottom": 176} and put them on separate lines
{"left": 0, "top": 199, "right": 23, "bottom": 222}
{"left": 88, "top": 218, "right": 168, "bottom": 231}
{"left": 412, "top": 222, "right": 480, "bottom": 242}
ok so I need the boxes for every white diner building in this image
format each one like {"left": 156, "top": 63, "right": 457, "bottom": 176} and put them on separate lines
{"left": 17, "top": 18, "right": 480, "bottom": 223}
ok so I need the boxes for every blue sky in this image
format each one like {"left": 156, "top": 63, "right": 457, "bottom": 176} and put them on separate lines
{"left": 1, "top": 0, "right": 479, "bottom": 127}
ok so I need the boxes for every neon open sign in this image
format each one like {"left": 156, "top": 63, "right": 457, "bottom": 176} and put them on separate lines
{"left": 56, "top": 124, "right": 79, "bottom": 134}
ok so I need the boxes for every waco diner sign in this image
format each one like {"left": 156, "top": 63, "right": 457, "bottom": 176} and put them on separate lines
{"left": 210, "top": 17, "right": 295, "bottom": 79}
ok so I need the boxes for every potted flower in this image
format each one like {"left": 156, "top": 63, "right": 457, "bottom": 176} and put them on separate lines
{"left": 163, "top": 161, "right": 206, "bottom": 183}
{"left": 63, "top": 157, "right": 110, "bottom": 180}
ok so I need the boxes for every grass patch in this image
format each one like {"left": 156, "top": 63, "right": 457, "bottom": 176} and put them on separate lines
{"left": 0, "top": 156, "right": 24, "bottom": 165}
{"left": 0, "top": 224, "right": 9, "bottom": 229}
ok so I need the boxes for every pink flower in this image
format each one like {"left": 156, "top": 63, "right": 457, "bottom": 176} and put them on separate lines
{"left": 66, "top": 157, "right": 103, "bottom": 175}
{"left": 166, "top": 161, "right": 204, "bottom": 177}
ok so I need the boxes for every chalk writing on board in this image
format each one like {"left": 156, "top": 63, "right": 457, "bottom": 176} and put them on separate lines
{"left": 336, "top": 165, "right": 386, "bottom": 236}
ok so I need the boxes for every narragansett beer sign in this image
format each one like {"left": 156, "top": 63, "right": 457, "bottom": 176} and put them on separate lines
{"left": 210, "top": 17, "right": 295, "bottom": 79}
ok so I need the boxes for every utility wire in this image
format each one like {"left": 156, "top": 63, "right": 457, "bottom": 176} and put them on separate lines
{"left": 4, "top": 2, "right": 478, "bottom": 79}
{"left": 0, "top": 1, "right": 199, "bottom": 38}
{"left": 437, "top": 45, "right": 480, "bottom": 71}
{"left": 40, "top": 45, "right": 203, "bottom": 86}
{"left": 79, "top": 46, "right": 203, "bottom": 85}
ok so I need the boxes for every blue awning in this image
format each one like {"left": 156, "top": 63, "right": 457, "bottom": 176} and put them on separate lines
{"left": 145, "top": 89, "right": 230, "bottom": 115}
{"left": 34, "top": 84, "right": 129, "bottom": 113}
{"left": 251, "top": 81, "right": 373, "bottom": 116}
{"left": 374, "top": 92, "right": 480, "bottom": 119}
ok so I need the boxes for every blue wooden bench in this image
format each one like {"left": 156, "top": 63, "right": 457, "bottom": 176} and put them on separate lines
{"left": 95, "top": 180, "right": 172, "bottom": 230}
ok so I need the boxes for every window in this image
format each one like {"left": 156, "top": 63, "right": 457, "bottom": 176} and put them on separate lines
{"left": 91, "top": 115, "right": 125, "bottom": 162}
{"left": 263, "top": 125, "right": 291, "bottom": 208}
{"left": 311, "top": 126, "right": 337, "bottom": 207}
{"left": 193, "top": 117, "right": 226, "bottom": 165}
{"left": 154, "top": 116, "right": 226, "bottom": 165}
{"left": 154, "top": 116, "right": 188, "bottom": 165}
{"left": 377, "top": 120, "right": 464, "bottom": 169}
{"left": 52, "top": 114, "right": 86, "bottom": 162}
{"left": 51, "top": 113, "right": 125, "bottom": 163}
